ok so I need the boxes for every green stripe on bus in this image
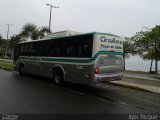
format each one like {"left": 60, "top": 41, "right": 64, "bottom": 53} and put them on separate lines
{"left": 41, "top": 51, "right": 122, "bottom": 63}
{"left": 14, "top": 51, "right": 123, "bottom": 64}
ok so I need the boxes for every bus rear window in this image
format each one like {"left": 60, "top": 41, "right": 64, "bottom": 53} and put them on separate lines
{"left": 98, "top": 55, "right": 123, "bottom": 66}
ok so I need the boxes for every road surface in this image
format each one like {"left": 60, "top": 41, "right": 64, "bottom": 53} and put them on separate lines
{"left": 0, "top": 69, "right": 155, "bottom": 114}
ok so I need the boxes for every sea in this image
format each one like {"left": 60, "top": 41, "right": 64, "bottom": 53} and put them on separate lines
{"left": 125, "top": 55, "right": 160, "bottom": 72}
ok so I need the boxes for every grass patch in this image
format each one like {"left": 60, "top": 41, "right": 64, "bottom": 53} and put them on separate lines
{"left": 0, "top": 60, "right": 13, "bottom": 71}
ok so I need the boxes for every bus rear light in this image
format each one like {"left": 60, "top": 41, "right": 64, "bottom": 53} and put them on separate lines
{"left": 94, "top": 67, "right": 100, "bottom": 74}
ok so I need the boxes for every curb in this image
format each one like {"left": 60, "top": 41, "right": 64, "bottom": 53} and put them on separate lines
{"left": 107, "top": 81, "right": 152, "bottom": 93}
{"left": 107, "top": 81, "right": 160, "bottom": 94}
{"left": 123, "top": 75, "right": 160, "bottom": 82}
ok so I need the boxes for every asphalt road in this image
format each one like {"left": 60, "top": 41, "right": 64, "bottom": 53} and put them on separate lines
{"left": 0, "top": 69, "right": 151, "bottom": 114}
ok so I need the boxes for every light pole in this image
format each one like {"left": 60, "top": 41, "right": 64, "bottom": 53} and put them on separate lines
{"left": 6, "top": 23, "right": 12, "bottom": 40}
{"left": 5, "top": 23, "right": 13, "bottom": 57}
{"left": 46, "top": 3, "right": 59, "bottom": 32}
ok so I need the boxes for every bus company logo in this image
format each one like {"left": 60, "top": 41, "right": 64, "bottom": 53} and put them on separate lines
{"left": 99, "top": 36, "right": 123, "bottom": 50}
{"left": 100, "top": 36, "right": 122, "bottom": 44}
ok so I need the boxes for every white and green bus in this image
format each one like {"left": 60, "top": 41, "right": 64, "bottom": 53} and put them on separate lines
{"left": 14, "top": 32, "right": 123, "bottom": 85}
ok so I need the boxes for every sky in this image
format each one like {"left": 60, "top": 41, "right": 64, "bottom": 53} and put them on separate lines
{"left": 0, "top": 0, "right": 160, "bottom": 39}
{"left": 0, "top": 0, "right": 160, "bottom": 71}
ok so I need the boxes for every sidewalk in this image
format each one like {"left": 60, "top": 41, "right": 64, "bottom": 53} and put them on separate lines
{"left": 123, "top": 71, "right": 160, "bottom": 81}
{"left": 0, "top": 58, "right": 13, "bottom": 63}
{"left": 109, "top": 71, "right": 160, "bottom": 94}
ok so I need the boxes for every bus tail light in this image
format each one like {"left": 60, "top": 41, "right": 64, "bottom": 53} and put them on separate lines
{"left": 94, "top": 67, "right": 100, "bottom": 74}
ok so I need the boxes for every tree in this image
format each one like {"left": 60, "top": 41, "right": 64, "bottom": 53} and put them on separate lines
{"left": 123, "top": 37, "right": 136, "bottom": 70}
{"left": 0, "top": 35, "right": 2, "bottom": 40}
{"left": 9, "top": 34, "right": 22, "bottom": 50}
{"left": 0, "top": 35, "right": 6, "bottom": 48}
{"left": 20, "top": 23, "right": 50, "bottom": 41}
{"left": 131, "top": 26, "right": 160, "bottom": 74}
{"left": 0, "top": 35, "right": 7, "bottom": 57}
{"left": 142, "top": 48, "right": 160, "bottom": 72}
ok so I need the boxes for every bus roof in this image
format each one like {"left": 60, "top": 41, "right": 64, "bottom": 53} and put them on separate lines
{"left": 18, "top": 32, "right": 122, "bottom": 44}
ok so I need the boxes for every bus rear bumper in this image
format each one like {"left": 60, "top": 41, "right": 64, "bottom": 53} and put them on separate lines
{"left": 93, "top": 73, "right": 122, "bottom": 84}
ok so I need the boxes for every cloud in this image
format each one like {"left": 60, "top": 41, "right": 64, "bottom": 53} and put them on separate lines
{"left": 0, "top": 0, "right": 160, "bottom": 38}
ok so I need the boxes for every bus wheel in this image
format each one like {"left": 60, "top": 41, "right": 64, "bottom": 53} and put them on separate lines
{"left": 53, "top": 69, "right": 64, "bottom": 85}
{"left": 19, "top": 64, "right": 25, "bottom": 75}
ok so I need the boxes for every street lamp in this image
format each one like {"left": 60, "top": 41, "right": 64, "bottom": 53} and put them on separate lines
{"left": 46, "top": 3, "right": 59, "bottom": 32}
{"left": 5, "top": 23, "right": 13, "bottom": 40}
{"left": 5, "top": 23, "right": 13, "bottom": 57}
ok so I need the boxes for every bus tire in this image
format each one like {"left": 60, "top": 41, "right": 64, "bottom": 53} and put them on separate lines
{"left": 53, "top": 68, "right": 64, "bottom": 85}
{"left": 19, "top": 63, "right": 26, "bottom": 75}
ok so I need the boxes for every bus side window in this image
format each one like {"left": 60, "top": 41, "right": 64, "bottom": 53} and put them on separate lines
{"left": 66, "top": 38, "right": 76, "bottom": 57}
{"left": 24, "top": 43, "right": 29, "bottom": 56}
{"left": 56, "top": 42, "right": 61, "bottom": 56}
{"left": 28, "top": 43, "right": 33, "bottom": 56}
{"left": 14, "top": 45, "right": 20, "bottom": 61}
{"left": 42, "top": 41, "right": 49, "bottom": 56}
{"left": 39, "top": 42, "right": 44, "bottom": 56}
{"left": 20, "top": 44, "right": 24, "bottom": 56}
{"left": 50, "top": 40, "right": 58, "bottom": 57}
{"left": 76, "top": 35, "right": 92, "bottom": 58}
{"left": 32, "top": 43, "right": 37, "bottom": 56}
{"left": 58, "top": 40, "right": 66, "bottom": 57}
{"left": 78, "top": 44, "right": 89, "bottom": 57}
{"left": 67, "top": 45, "right": 74, "bottom": 56}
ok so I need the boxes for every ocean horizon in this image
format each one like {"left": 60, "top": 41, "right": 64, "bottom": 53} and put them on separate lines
{"left": 125, "top": 56, "right": 160, "bottom": 72}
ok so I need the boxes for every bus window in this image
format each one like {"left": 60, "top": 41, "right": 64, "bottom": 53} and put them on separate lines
{"left": 14, "top": 45, "right": 20, "bottom": 61}
{"left": 20, "top": 44, "right": 24, "bottom": 55}
{"left": 42, "top": 41, "right": 50, "bottom": 56}
{"left": 77, "top": 36, "right": 92, "bottom": 58}
{"left": 98, "top": 55, "right": 123, "bottom": 66}
{"left": 50, "top": 40, "right": 57, "bottom": 57}
{"left": 24, "top": 43, "right": 29, "bottom": 56}
{"left": 32, "top": 43, "right": 37, "bottom": 56}
{"left": 37, "top": 42, "right": 43, "bottom": 56}
{"left": 28, "top": 43, "right": 33, "bottom": 55}
{"left": 67, "top": 46, "right": 74, "bottom": 56}
{"left": 58, "top": 40, "right": 66, "bottom": 57}
{"left": 78, "top": 44, "right": 90, "bottom": 57}
{"left": 66, "top": 39, "right": 75, "bottom": 57}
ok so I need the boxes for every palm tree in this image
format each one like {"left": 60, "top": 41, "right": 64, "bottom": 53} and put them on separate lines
{"left": 20, "top": 23, "right": 50, "bottom": 40}
{"left": 38, "top": 26, "right": 50, "bottom": 39}
{"left": 9, "top": 34, "right": 22, "bottom": 50}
